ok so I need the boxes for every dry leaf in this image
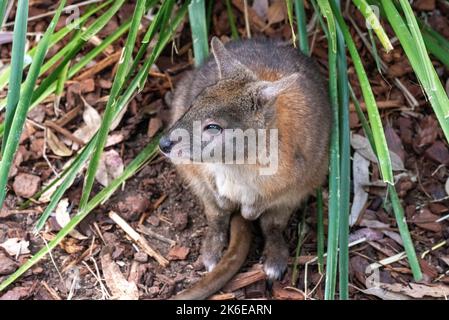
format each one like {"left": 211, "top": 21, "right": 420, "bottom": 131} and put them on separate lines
{"left": 46, "top": 129, "right": 72, "bottom": 157}
{"left": 60, "top": 238, "right": 84, "bottom": 254}
{"left": 267, "top": 0, "right": 286, "bottom": 25}
{"left": 72, "top": 104, "right": 101, "bottom": 149}
{"left": 0, "top": 238, "right": 30, "bottom": 256}
{"left": 351, "top": 133, "right": 405, "bottom": 171}
{"left": 445, "top": 176, "right": 449, "bottom": 196}
{"left": 382, "top": 230, "right": 403, "bottom": 246}
{"left": 350, "top": 151, "right": 370, "bottom": 226}
{"left": 13, "top": 173, "right": 40, "bottom": 198}
{"left": 361, "top": 287, "right": 411, "bottom": 300}
{"left": 106, "top": 132, "right": 125, "bottom": 147}
{"left": 360, "top": 219, "right": 390, "bottom": 229}
{"left": 100, "top": 246, "right": 139, "bottom": 300}
{"left": 348, "top": 228, "right": 383, "bottom": 243}
{"left": 55, "top": 198, "right": 71, "bottom": 228}
{"left": 110, "top": 104, "right": 128, "bottom": 131}
{"left": 380, "top": 283, "right": 449, "bottom": 298}
{"left": 252, "top": 0, "right": 269, "bottom": 21}
{"left": 54, "top": 198, "right": 88, "bottom": 240}
{"left": 38, "top": 166, "right": 72, "bottom": 203}
{"left": 95, "top": 150, "right": 124, "bottom": 187}
{"left": 147, "top": 117, "right": 162, "bottom": 138}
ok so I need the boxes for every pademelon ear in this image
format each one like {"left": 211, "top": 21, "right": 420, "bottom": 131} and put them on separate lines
{"left": 258, "top": 73, "right": 299, "bottom": 105}
{"left": 210, "top": 37, "right": 255, "bottom": 80}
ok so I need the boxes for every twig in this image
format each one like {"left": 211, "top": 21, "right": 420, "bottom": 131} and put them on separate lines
{"left": 222, "top": 268, "right": 266, "bottom": 292}
{"left": 45, "top": 121, "right": 85, "bottom": 146}
{"left": 41, "top": 281, "right": 62, "bottom": 300}
{"left": 345, "top": 13, "right": 419, "bottom": 108}
{"left": 349, "top": 100, "right": 404, "bottom": 111}
{"left": 138, "top": 194, "right": 167, "bottom": 225}
{"left": 74, "top": 51, "right": 122, "bottom": 81}
{"left": 55, "top": 105, "right": 82, "bottom": 127}
{"left": 243, "top": 0, "right": 251, "bottom": 38}
{"left": 41, "top": 235, "right": 64, "bottom": 283}
{"left": 26, "top": 119, "right": 60, "bottom": 177}
{"left": 1, "top": 0, "right": 14, "bottom": 28}
{"left": 108, "top": 211, "right": 169, "bottom": 267}
{"left": 137, "top": 225, "right": 176, "bottom": 246}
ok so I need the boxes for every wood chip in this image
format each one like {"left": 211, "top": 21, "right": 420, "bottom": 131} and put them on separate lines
{"left": 222, "top": 268, "right": 266, "bottom": 292}
{"left": 100, "top": 246, "right": 139, "bottom": 300}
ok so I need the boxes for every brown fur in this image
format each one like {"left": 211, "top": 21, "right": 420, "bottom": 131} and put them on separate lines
{"left": 162, "top": 37, "right": 331, "bottom": 297}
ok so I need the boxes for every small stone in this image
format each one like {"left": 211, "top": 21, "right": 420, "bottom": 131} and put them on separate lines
{"left": 80, "top": 78, "right": 95, "bottom": 93}
{"left": 12, "top": 173, "right": 40, "bottom": 198}
{"left": 28, "top": 105, "right": 46, "bottom": 123}
{"left": 147, "top": 215, "right": 160, "bottom": 227}
{"left": 32, "top": 266, "right": 44, "bottom": 274}
{"left": 0, "top": 251, "right": 17, "bottom": 275}
{"left": 134, "top": 252, "right": 148, "bottom": 263}
{"left": 117, "top": 194, "right": 151, "bottom": 221}
{"left": 98, "top": 79, "right": 112, "bottom": 89}
{"left": 173, "top": 211, "right": 188, "bottom": 231}
{"left": 167, "top": 246, "right": 190, "bottom": 261}
{"left": 414, "top": 0, "right": 435, "bottom": 11}
{"left": 412, "top": 209, "right": 442, "bottom": 233}
{"left": 30, "top": 138, "right": 45, "bottom": 159}
{"left": 425, "top": 141, "right": 449, "bottom": 165}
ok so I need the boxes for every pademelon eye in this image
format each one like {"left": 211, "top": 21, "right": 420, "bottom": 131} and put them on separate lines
{"left": 204, "top": 123, "right": 223, "bottom": 135}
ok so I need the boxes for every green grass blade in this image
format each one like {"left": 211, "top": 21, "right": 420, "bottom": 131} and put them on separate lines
{"left": 125, "top": 0, "right": 174, "bottom": 85}
{"left": 367, "top": 27, "right": 383, "bottom": 74}
{"left": 26, "top": 20, "right": 131, "bottom": 114}
{"left": 206, "top": 0, "right": 214, "bottom": 34}
{"left": 335, "top": 2, "right": 350, "bottom": 299}
{"left": 316, "top": 187, "right": 324, "bottom": 274}
{"left": 0, "top": 134, "right": 161, "bottom": 292}
{"left": 310, "top": 0, "right": 329, "bottom": 38}
{"left": 389, "top": 185, "right": 422, "bottom": 280}
{"left": 30, "top": 0, "right": 126, "bottom": 104}
{"left": 422, "top": 30, "right": 449, "bottom": 69}
{"left": 330, "top": 2, "right": 393, "bottom": 185}
{"left": 0, "top": 0, "right": 112, "bottom": 94}
{"left": 79, "top": 0, "right": 147, "bottom": 211}
{"left": 33, "top": 1, "right": 190, "bottom": 232}
{"left": 349, "top": 84, "right": 375, "bottom": 148}
{"left": 291, "top": 204, "right": 308, "bottom": 285}
{"left": 0, "top": 0, "right": 67, "bottom": 210}
{"left": 419, "top": 20, "right": 449, "bottom": 53}
{"left": 188, "top": 0, "right": 208, "bottom": 66}
{"left": 398, "top": 0, "right": 437, "bottom": 103}
{"left": 330, "top": 0, "right": 423, "bottom": 286}
{"left": 0, "top": 0, "right": 8, "bottom": 28}
{"left": 352, "top": 0, "right": 393, "bottom": 52}
{"left": 317, "top": 0, "right": 340, "bottom": 300}
{"left": 294, "top": 0, "right": 309, "bottom": 54}
{"left": 381, "top": 0, "right": 449, "bottom": 143}
{"left": 350, "top": 91, "right": 423, "bottom": 283}
{"left": 225, "top": 0, "right": 239, "bottom": 39}
{"left": 33, "top": 142, "right": 96, "bottom": 232}
{"left": 286, "top": 0, "right": 297, "bottom": 47}
{"left": 1, "top": 0, "right": 28, "bottom": 154}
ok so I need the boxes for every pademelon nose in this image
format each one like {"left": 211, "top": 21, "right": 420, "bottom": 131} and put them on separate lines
{"left": 159, "top": 135, "right": 174, "bottom": 154}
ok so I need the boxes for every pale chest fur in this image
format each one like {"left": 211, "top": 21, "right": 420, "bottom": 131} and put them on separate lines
{"left": 206, "top": 165, "right": 261, "bottom": 206}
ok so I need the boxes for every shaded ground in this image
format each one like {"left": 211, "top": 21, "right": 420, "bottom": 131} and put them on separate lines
{"left": 0, "top": 1, "right": 448, "bottom": 300}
